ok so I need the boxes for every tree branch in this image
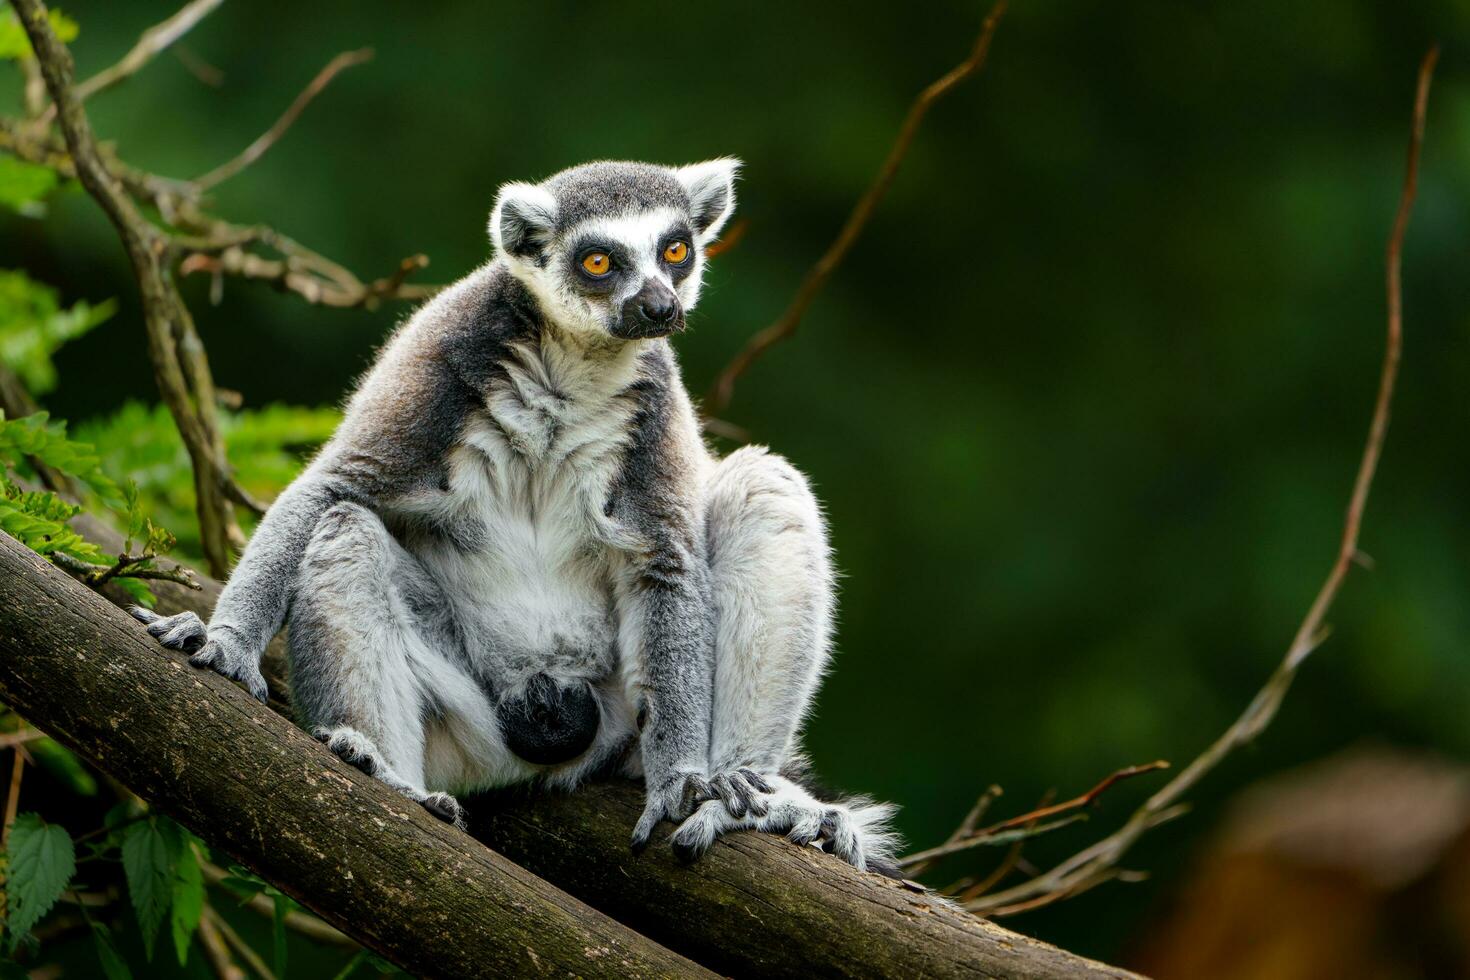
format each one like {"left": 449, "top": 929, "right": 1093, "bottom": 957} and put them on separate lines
{"left": 13, "top": 0, "right": 242, "bottom": 576}
{"left": 193, "top": 48, "right": 374, "bottom": 192}
{"left": 72, "top": 0, "right": 227, "bottom": 103}
{"left": 960, "top": 45, "right": 1440, "bottom": 918}
{"left": 50, "top": 516, "right": 1138, "bottom": 978}
{"left": 704, "top": 0, "right": 1006, "bottom": 414}
{"left": 0, "top": 534, "right": 713, "bottom": 978}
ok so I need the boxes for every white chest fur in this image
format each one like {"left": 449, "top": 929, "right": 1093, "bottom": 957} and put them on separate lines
{"left": 396, "top": 334, "right": 645, "bottom": 690}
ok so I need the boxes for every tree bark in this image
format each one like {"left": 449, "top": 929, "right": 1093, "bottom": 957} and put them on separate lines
{"left": 0, "top": 533, "right": 709, "bottom": 979}
{"left": 474, "top": 782, "right": 1137, "bottom": 979}
{"left": 46, "top": 517, "right": 1139, "bottom": 978}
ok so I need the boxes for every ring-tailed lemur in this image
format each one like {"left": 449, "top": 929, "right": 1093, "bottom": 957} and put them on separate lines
{"left": 131, "top": 159, "right": 898, "bottom": 872}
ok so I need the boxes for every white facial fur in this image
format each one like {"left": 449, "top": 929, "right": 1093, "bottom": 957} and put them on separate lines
{"left": 509, "top": 207, "right": 704, "bottom": 341}
{"left": 488, "top": 159, "right": 740, "bottom": 342}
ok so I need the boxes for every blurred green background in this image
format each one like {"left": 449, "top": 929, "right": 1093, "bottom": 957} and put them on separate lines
{"left": 3, "top": 0, "right": 1468, "bottom": 966}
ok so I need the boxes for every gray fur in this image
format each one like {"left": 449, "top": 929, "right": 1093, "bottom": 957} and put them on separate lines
{"left": 132, "top": 159, "right": 897, "bottom": 870}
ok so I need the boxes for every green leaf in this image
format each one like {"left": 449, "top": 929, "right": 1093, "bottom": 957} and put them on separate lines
{"left": 115, "top": 575, "right": 158, "bottom": 608}
{"left": 0, "top": 411, "right": 126, "bottom": 509}
{"left": 88, "top": 922, "right": 133, "bottom": 980}
{"left": 26, "top": 737, "right": 98, "bottom": 796}
{"left": 272, "top": 892, "right": 290, "bottom": 980}
{"left": 3, "top": 812, "right": 76, "bottom": 948}
{"left": 121, "top": 818, "right": 184, "bottom": 960}
{"left": 170, "top": 837, "right": 204, "bottom": 966}
{"left": 0, "top": 270, "right": 114, "bottom": 394}
{"left": 0, "top": 158, "right": 59, "bottom": 215}
{"left": 0, "top": 7, "right": 78, "bottom": 59}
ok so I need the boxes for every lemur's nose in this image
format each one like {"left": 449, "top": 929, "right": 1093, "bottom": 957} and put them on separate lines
{"left": 638, "top": 285, "right": 678, "bottom": 324}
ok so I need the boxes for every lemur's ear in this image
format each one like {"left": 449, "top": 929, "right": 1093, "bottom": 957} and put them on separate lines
{"left": 490, "top": 182, "right": 558, "bottom": 258}
{"left": 675, "top": 158, "right": 741, "bottom": 242}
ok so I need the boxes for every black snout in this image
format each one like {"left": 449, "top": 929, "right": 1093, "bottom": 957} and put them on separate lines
{"left": 498, "top": 673, "right": 600, "bottom": 766}
{"left": 615, "top": 281, "right": 684, "bottom": 339}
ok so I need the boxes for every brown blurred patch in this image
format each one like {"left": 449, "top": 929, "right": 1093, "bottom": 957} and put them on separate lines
{"left": 1133, "top": 745, "right": 1470, "bottom": 980}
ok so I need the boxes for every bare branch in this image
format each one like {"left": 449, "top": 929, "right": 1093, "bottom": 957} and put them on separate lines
{"left": 194, "top": 48, "right": 374, "bottom": 192}
{"left": 901, "top": 763, "right": 1167, "bottom": 871}
{"left": 73, "top": 0, "right": 227, "bottom": 103}
{"left": 704, "top": 0, "right": 1006, "bottom": 414}
{"left": 12, "top": 0, "right": 243, "bottom": 575}
{"left": 963, "top": 46, "right": 1440, "bottom": 917}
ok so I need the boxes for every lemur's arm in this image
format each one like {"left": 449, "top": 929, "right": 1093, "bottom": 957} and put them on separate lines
{"left": 615, "top": 354, "right": 723, "bottom": 850}
{"left": 129, "top": 291, "right": 487, "bottom": 700}
{"left": 626, "top": 536, "right": 718, "bottom": 851}
{"left": 131, "top": 459, "right": 364, "bottom": 701}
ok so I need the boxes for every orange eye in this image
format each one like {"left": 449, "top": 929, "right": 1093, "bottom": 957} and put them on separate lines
{"left": 663, "top": 240, "right": 690, "bottom": 264}
{"left": 581, "top": 252, "right": 611, "bottom": 276}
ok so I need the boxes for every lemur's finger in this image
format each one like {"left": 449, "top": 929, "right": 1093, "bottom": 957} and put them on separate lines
{"left": 727, "top": 772, "right": 767, "bottom": 817}
{"left": 128, "top": 606, "right": 162, "bottom": 625}
{"left": 189, "top": 645, "right": 221, "bottom": 669}
{"left": 680, "top": 774, "right": 715, "bottom": 813}
{"left": 160, "top": 621, "right": 207, "bottom": 653}
{"left": 738, "top": 768, "right": 774, "bottom": 794}
{"left": 630, "top": 806, "right": 662, "bottom": 854}
{"left": 710, "top": 774, "right": 747, "bottom": 817}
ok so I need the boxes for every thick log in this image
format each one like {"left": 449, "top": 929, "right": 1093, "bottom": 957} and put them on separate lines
{"left": 474, "top": 783, "right": 1136, "bottom": 980}
{"left": 0, "top": 533, "right": 709, "bottom": 979}
{"left": 58, "top": 516, "right": 1138, "bottom": 979}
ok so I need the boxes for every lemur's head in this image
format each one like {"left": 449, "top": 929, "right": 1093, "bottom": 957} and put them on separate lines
{"left": 489, "top": 159, "right": 739, "bottom": 341}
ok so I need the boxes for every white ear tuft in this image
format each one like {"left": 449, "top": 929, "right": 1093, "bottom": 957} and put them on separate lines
{"left": 674, "top": 158, "right": 741, "bottom": 241}
{"left": 489, "top": 181, "right": 559, "bottom": 258}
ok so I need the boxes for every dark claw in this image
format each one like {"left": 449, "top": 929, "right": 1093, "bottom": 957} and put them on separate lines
{"left": 739, "top": 768, "right": 774, "bottom": 794}
{"left": 420, "top": 795, "right": 461, "bottom": 825}
{"left": 670, "top": 834, "right": 704, "bottom": 864}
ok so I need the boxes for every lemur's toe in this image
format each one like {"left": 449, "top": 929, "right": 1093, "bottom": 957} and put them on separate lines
{"left": 420, "top": 792, "right": 464, "bottom": 828}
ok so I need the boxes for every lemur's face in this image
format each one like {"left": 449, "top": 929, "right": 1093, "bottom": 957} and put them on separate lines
{"left": 489, "top": 159, "right": 740, "bottom": 342}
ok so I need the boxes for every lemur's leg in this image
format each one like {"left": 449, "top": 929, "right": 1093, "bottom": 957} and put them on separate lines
{"left": 670, "top": 446, "right": 899, "bottom": 873}
{"left": 287, "top": 502, "right": 467, "bottom": 827}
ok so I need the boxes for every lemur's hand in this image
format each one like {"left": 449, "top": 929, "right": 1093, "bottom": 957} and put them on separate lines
{"left": 129, "top": 608, "right": 269, "bottom": 703}
{"left": 631, "top": 768, "right": 716, "bottom": 855}
{"left": 707, "top": 767, "right": 775, "bottom": 819}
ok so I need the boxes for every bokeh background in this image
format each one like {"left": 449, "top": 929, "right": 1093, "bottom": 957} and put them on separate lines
{"left": 4, "top": 0, "right": 1469, "bottom": 969}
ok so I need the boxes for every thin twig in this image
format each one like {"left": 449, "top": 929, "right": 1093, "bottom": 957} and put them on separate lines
{"left": 965, "top": 47, "right": 1439, "bottom": 917}
{"left": 1, "top": 748, "right": 26, "bottom": 850}
{"left": 900, "top": 763, "right": 1166, "bottom": 870}
{"left": 904, "top": 784, "right": 1002, "bottom": 877}
{"left": 704, "top": 0, "right": 1006, "bottom": 413}
{"left": 200, "top": 861, "right": 356, "bottom": 947}
{"left": 73, "top": 0, "right": 227, "bottom": 103}
{"left": 197, "top": 906, "right": 248, "bottom": 980}
{"left": 194, "top": 48, "right": 374, "bottom": 192}
{"left": 205, "top": 904, "right": 277, "bottom": 980}
{"left": 0, "top": 729, "right": 46, "bottom": 751}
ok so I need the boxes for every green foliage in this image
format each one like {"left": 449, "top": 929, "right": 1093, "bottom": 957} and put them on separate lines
{"left": 169, "top": 836, "right": 204, "bottom": 966}
{"left": 0, "top": 410, "right": 125, "bottom": 508}
{"left": 0, "top": 159, "right": 59, "bottom": 216}
{"left": 26, "top": 735, "right": 98, "bottom": 796}
{"left": 0, "top": 270, "right": 114, "bottom": 393}
{"left": 78, "top": 401, "right": 340, "bottom": 561}
{"left": 84, "top": 917, "right": 132, "bottom": 980}
{"left": 0, "top": 411, "right": 188, "bottom": 606}
{"left": 3, "top": 813, "right": 75, "bottom": 949}
{"left": 0, "top": 6, "right": 77, "bottom": 59}
{"left": 120, "top": 818, "right": 184, "bottom": 960}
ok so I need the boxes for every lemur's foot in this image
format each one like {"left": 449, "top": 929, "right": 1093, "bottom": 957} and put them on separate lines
{"left": 631, "top": 769, "right": 715, "bottom": 854}
{"left": 668, "top": 775, "right": 900, "bottom": 874}
{"left": 313, "top": 726, "right": 466, "bottom": 829}
{"left": 707, "top": 767, "right": 774, "bottom": 818}
{"left": 129, "top": 608, "right": 269, "bottom": 703}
